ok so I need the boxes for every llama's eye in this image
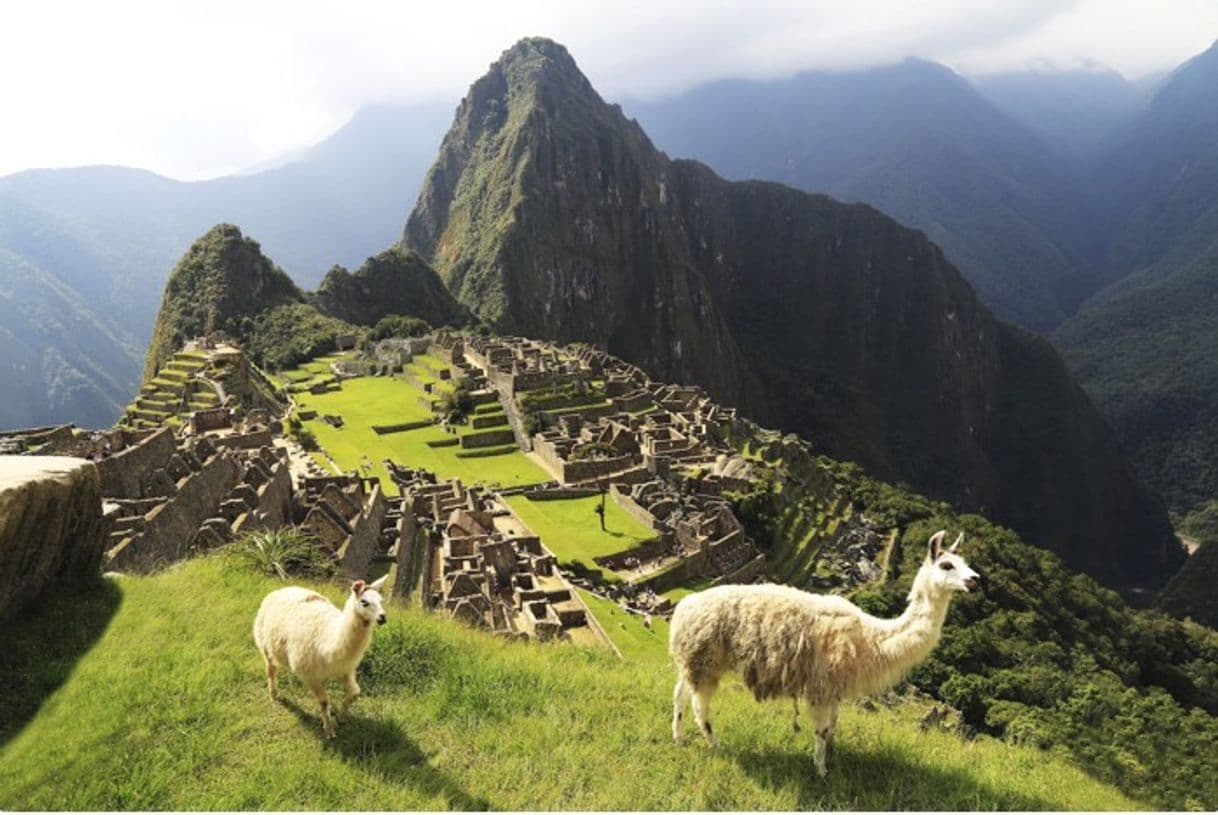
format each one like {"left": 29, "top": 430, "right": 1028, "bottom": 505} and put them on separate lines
{"left": 360, "top": 600, "right": 370, "bottom": 607}
{"left": 940, "top": 562, "right": 954, "bottom": 571}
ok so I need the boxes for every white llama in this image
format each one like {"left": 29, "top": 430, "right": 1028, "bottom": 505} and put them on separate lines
{"left": 253, "top": 575, "right": 388, "bottom": 738}
{"left": 668, "top": 530, "right": 980, "bottom": 777}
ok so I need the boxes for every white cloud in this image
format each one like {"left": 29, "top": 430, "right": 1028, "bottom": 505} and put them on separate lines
{"left": 0, "top": 0, "right": 1211, "bottom": 179}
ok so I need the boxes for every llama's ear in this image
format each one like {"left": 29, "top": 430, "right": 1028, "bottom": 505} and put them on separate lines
{"left": 351, "top": 580, "right": 367, "bottom": 596}
{"left": 928, "top": 530, "right": 946, "bottom": 559}
{"left": 368, "top": 574, "right": 388, "bottom": 592}
{"left": 949, "top": 533, "right": 963, "bottom": 553}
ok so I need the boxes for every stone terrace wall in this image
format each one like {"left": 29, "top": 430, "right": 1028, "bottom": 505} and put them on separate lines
{"left": 0, "top": 456, "right": 109, "bottom": 622}
{"left": 107, "top": 453, "right": 241, "bottom": 572}
{"left": 95, "top": 427, "right": 176, "bottom": 498}
{"left": 338, "top": 483, "right": 387, "bottom": 577}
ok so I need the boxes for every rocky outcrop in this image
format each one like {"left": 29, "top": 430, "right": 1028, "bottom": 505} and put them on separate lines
{"left": 0, "top": 456, "right": 109, "bottom": 622}
{"left": 312, "top": 248, "right": 470, "bottom": 329}
{"left": 144, "top": 224, "right": 303, "bottom": 378}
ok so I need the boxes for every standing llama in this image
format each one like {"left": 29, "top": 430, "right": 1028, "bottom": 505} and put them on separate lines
{"left": 668, "top": 530, "right": 980, "bottom": 777}
{"left": 253, "top": 575, "right": 388, "bottom": 738}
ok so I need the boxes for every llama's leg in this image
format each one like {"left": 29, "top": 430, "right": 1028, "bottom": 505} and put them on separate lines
{"left": 808, "top": 703, "right": 835, "bottom": 778}
{"left": 827, "top": 700, "right": 841, "bottom": 747}
{"left": 672, "top": 675, "right": 694, "bottom": 744}
{"left": 691, "top": 685, "right": 719, "bottom": 748}
{"left": 308, "top": 680, "right": 336, "bottom": 739}
{"left": 262, "top": 651, "right": 278, "bottom": 701}
{"left": 340, "top": 672, "right": 361, "bottom": 717}
{"left": 792, "top": 698, "right": 802, "bottom": 733}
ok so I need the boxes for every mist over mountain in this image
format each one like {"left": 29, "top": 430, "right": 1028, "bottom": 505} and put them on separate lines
{"left": 971, "top": 67, "right": 1145, "bottom": 161}
{"left": 622, "top": 59, "right": 1108, "bottom": 333}
{"left": 0, "top": 103, "right": 449, "bottom": 429}
{"left": 402, "top": 37, "right": 1179, "bottom": 589}
{"left": 1055, "top": 40, "right": 1218, "bottom": 512}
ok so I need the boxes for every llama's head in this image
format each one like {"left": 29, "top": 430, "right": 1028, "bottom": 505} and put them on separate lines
{"left": 349, "top": 575, "right": 389, "bottom": 626}
{"left": 922, "top": 530, "right": 981, "bottom": 594}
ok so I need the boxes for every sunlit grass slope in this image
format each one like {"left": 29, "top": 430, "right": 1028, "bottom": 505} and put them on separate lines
{"left": 0, "top": 557, "right": 1141, "bottom": 811}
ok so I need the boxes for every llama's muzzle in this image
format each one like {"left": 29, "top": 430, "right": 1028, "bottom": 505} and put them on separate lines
{"left": 964, "top": 576, "right": 981, "bottom": 592}
{"left": 377, "top": 614, "right": 387, "bottom": 625}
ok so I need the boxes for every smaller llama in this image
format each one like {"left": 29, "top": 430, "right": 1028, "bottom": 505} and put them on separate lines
{"left": 668, "top": 530, "right": 980, "bottom": 777}
{"left": 253, "top": 575, "right": 388, "bottom": 738}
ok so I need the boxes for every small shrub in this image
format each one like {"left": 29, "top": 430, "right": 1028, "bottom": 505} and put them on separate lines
{"left": 297, "top": 427, "right": 319, "bottom": 451}
{"left": 227, "top": 529, "right": 332, "bottom": 580}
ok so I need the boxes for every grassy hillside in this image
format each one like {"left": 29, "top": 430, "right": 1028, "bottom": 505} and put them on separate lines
{"left": 0, "top": 556, "right": 1140, "bottom": 811}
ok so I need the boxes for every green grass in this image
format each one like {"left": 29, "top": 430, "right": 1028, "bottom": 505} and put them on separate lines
{"left": 0, "top": 556, "right": 1142, "bottom": 810}
{"left": 295, "top": 376, "right": 547, "bottom": 493}
{"left": 295, "top": 377, "right": 434, "bottom": 428}
{"left": 505, "top": 495, "right": 658, "bottom": 570}
{"left": 662, "top": 579, "right": 715, "bottom": 604}
{"left": 575, "top": 587, "right": 670, "bottom": 663}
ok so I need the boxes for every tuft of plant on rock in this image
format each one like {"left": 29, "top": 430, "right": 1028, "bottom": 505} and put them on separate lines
{"left": 226, "top": 528, "right": 332, "bottom": 580}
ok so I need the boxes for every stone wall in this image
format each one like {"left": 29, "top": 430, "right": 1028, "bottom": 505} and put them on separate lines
{"left": 95, "top": 427, "right": 176, "bottom": 498}
{"left": 459, "top": 428, "right": 516, "bottom": 449}
{"left": 338, "top": 483, "right": 387, "bottom": 577}
{"left": 232, "top": 459, "right": 293, "bottom": 534}
{"left": 106, "top": 453, "right": 241, "bottom": 572}
{"left": 560, "top": 454, "right": 638, "bottom": 485}
{"left": 212, "top": 428, "right": 273, "bottom": 450}
{"left": 0, "top": 456, "right": 109, "bottom": 623}
{"left": 392, "top": 511, "right": 421, "bottom": 599}
{"left": 609, "top": 485, "right": 665, "bottom": 531}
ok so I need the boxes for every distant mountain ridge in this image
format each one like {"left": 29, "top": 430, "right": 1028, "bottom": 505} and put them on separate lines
{"left": 622, "top": 59, "right": 1110, "bottom": 332}
{"left": 401, "top": 37, "right": 1180, "bottom": 590}
{"left": 1055, "top": 40, "right": 1218, "bottom": 512}
{"left": 0, "top": 103, "right": 450, "bottom": 430}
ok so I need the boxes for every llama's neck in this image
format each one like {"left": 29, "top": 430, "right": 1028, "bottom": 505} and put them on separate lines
{"left": 872, "top": 569, "right": 954, "bottom": 677}
{"left": 326, "top": 600, "right": 374, "bottom": 662}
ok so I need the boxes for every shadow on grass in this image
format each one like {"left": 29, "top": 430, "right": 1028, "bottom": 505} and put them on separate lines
{"left": 0, "top": 575, "right": 122, "bottom": 748}
{"left": 279, "top": 699, "right": 491, "bottom": 810}
{"left": 730, "top": 740, "right": 1063, "bottom": 811}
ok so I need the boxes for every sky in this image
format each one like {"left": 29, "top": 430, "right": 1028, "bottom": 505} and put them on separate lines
{"left": 1, "top": 0, "right": 1215, "bottom": 180}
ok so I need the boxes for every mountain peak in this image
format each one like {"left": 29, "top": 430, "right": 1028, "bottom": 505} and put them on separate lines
{"left": 143, "top": 224, "right": 301, "bottom": 377}
{"left": 475, "top": 36, "right": 599, "bottom": 114}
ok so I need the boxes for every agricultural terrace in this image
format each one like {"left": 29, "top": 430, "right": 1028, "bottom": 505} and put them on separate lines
{"left": 273, "top": 352, "right": 358, "bottom": 390}
{"left": 282, "top": 364, "right": 547, "bottom": 494}
{"left": 504, "top": 493, "right": 658, "bottom": 574}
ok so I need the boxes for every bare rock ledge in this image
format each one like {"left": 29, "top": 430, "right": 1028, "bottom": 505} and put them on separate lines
{"left": 0, "top": 456, "right": 108, "bottom": 622}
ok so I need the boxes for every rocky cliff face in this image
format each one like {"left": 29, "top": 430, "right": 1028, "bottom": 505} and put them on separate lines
{"left": 0, "top": 456, "right": 108, "bottom": 622}
{"left": 312, "top": 247, "right": 469, "bottom": 328}
{"left": 403, "top": 37, "right": 1180, "bottom": 588}
{"left": 144, "top": 224, "right": 302, "bottom": 378}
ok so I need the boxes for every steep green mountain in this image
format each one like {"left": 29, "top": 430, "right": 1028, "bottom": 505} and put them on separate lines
{"left": 0, "top": 104, "right": 448, "bottom": 430}
{"left": 312, "top": 247, "right": 470, "bottom": 328}
{"left": 1056, "top": 240, "right": 1218, "bottom": 510}
{"left": 144, "top": 225, "right": 303, "bottom": 378}
{"left": 1157, "top": 500, "right": 1218, "bottom": 627}
{"left": 145, "top": 225, "right": 463, "bottom": 376}
{"left": 0, "top": 244, "right": 138, "bottom": 429}
{"left": 971, "top": 67, "right": 1144, "bottom": 162}
{"left": 622, "top": 59, "right": 1105, "bottom": 332}
{"left": 1054, "top": 42, "right": 1218, "bottom": 511}
{"left": 404, "top": 37, "right": 1180, "bottom": 590}
{"left": 1097, "top": 40, "right": 1218, "bottom": 276}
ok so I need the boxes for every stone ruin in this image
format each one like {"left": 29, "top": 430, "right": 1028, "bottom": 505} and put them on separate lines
{"left": 385, "top": 462, "right": 605, "bottom": 646}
